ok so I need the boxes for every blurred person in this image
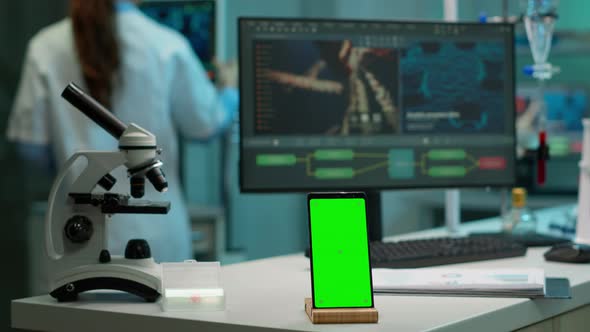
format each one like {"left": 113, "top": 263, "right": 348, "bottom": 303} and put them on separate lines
{"left": 6, "top": 0, "right": 237, "bottom": 262}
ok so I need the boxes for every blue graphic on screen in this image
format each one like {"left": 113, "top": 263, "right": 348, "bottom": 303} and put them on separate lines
{"left": 400, "top": 41, "right": 506, "bottom": 134}
{"left": 141, "top": 2, "right": 214, "bottom": 65}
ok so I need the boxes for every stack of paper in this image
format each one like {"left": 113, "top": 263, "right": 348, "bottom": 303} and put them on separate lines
{"left": 372, "top": 268, "right": 546, "bottom": 298}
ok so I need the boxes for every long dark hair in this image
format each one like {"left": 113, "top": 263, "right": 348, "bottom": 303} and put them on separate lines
{"left": 70, "top": 0, "right": 120, "bottom": 108}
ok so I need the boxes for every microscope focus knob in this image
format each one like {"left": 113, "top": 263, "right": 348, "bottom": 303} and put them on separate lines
{"left": 64, "top": 215, "right": 94, "bottom": 244}
{"left": 125, "top": 239, "right": 152, "bottom": 259}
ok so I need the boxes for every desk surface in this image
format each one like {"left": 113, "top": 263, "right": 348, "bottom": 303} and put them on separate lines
{"left": 12, "top": 206, "right": 590, "bottom": 332}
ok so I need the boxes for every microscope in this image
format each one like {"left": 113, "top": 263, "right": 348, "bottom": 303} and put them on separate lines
{"left": 45, "top": 82, "right": 169, "bottom": 302}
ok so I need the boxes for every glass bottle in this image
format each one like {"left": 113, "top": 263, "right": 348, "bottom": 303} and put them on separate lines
{"left": 503, "top": 188, "right": 538, "bottom": 234}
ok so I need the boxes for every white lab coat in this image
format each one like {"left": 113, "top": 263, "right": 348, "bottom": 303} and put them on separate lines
{"left": 7, "top": 6, "right": 232, "bottom": 262}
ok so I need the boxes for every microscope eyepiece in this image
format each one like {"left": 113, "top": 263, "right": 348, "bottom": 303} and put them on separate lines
{"left": 146, "top": 167, "right": 168, "bottom": 193}
{"left": 61, "top": 82, "right": 127, "bottom": 139}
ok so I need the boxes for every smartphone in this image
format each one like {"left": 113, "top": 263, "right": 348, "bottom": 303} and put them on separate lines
{"left": 307, "top": 192, "right": 374, "bottom": 309}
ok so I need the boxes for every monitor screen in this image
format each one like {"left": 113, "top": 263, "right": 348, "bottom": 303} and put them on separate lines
{"left": 239, "top": 18, "right": 516, "bottom": 192}
{"left": 141, "top": 1, "right": 215, "bottom": 78}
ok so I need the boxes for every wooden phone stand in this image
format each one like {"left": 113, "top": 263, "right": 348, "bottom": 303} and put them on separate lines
{"left": 304, "top": 298, "right": 379, "bottom": 324}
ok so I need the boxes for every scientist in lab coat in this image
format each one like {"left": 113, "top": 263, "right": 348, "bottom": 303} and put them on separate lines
{"left": 6, "top": 0, "right": 237, "bottom": 262}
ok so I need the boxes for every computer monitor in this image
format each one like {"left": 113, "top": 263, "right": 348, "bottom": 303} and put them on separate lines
{"left": 140, "top": 0, "right": 216, "bottom": 79}
{"left": 239, "top": 18, "right": 516, "bottom": 239}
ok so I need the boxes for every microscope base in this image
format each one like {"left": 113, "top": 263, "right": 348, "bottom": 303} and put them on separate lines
{"left": 49, "top": 257, "right": 162, "bottom": 302}
{"left": 50, "top": 277, "right": 160, "bottom": 302}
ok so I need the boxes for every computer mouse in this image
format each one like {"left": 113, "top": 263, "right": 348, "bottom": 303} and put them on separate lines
{"left": 544, "top": 243, "right": 590, "bottom": 263}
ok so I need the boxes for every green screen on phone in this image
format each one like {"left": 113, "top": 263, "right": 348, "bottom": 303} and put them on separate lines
{"left": 309, "top": 195, "right": 373, "bottom": 308}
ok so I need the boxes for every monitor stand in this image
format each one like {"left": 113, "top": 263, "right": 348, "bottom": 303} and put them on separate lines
{"left": 365, "top": 189, "right": 463, "bottom": 243}
{"left": 366, "top": 191, "right": 383, "bottom": 242}
{"left": 445, "top": 189, "right": 463, "bottom": 236}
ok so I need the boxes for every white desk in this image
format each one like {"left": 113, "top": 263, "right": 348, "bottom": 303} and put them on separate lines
{"left": 12, "top": 205, "right": 590, "bottom": 332}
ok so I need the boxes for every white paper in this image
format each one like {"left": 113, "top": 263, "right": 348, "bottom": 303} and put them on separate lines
{"left": 372, "top": 268, "right": 545, "bottom": 295}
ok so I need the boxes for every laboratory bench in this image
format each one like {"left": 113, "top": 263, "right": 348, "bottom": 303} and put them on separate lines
{"left": 12, "top": 204, "right": 590, "bottom": 332}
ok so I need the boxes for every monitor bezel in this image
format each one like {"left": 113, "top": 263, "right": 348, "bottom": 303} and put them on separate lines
{"left": 139, "top": 0, "right": 216, "bottom": 65}
{"left": 238, "top": 17, "right": 517, "bottom": 193}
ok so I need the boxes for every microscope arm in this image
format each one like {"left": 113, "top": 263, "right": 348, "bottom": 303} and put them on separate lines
{"left": 69, "top": 151, "right": 127, "bottom": 193}
{"left": 45, "top": 151, "right": 126, "bottom": 261}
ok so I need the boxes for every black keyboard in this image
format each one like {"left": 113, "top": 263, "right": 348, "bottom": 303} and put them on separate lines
{"left": 370, "top": 236, "right": 527, "bottom": 268}
{"left": 469, "top": 232, "right": 570, "bottom": 247}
